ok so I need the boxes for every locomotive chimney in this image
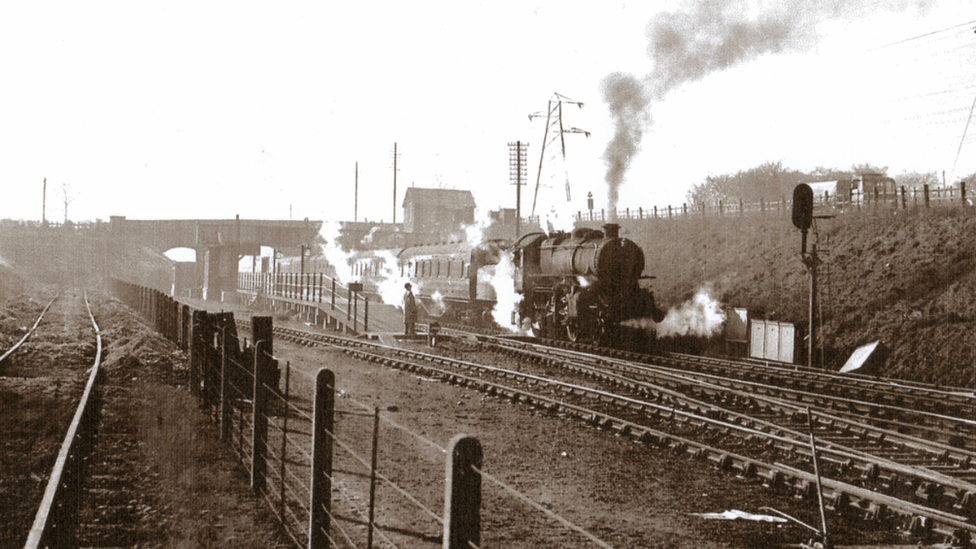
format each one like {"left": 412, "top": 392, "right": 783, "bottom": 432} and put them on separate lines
{"left": 603, "top": 223, "right": 620, "bottom": 239}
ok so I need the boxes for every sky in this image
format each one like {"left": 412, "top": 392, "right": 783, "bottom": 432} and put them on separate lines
{"left": 1, "top": 1, "right": 974, "bottom": 227}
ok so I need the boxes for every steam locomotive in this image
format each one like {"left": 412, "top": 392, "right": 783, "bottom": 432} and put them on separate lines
{"left": 282, "top": 222, "right": 665, "bottom": 343}
{"left": 513, "top": 223, "right": 665, "bottom": 342}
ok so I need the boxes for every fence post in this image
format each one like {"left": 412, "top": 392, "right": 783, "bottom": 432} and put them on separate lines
{"left": 189, "top": 310, "right": 208, "bottom": 397}
{"left": 367, "top": 407, "right": 380, "bottom": 549}
{"left": 961, "top": 181, "right": 967, "bottom": 205}
{"left": 220, "top": 327, "right": 231, "bottom": 441}
{"left": 739, "top": 198, "right": 743, "bottom": 215}
{"left": 924, "top": 184, "right": 930, "bottom": 208}
{"left": 280, "top": 362, "right": 290, "bottom": 524}
{"left": 444, "top": 434, "right": 482, "bottom": 549}
{"left": 309, "top": 369, "right": 335, "bottom": 549}
{"left": 901, "top": 186, "right": 907, "bottom": 209}
{"left": 719, "top": 200, "right": 723, "bottom": 216}
{"left": 251, "top": 316, "right": 273, "bottom": 494}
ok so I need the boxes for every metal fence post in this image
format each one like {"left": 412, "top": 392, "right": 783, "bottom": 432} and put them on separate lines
{"left": 251, "top": 316, "right": 273, "bottom": 494}
{"left": 444, "top": 434, "right": 482, "bottom": 549}
{"left": 310, "top": 369, "right": 335, "bottom": 549}
{"left": 219, "top": 327, "right": 231, "bottom": 441}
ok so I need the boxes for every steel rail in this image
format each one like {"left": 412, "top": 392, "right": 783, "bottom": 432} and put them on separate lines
{"left": 329, "top": 340, "right": 976, "bottom": 543}
{"left": 488, "top": 336, "right": 976, "bottom": 451}
{"left": 480, "top": 339, "right": 976, "bottom": 516}
{"left": 541, "top": 336, "right": 976, "bottom": 418}
{"left": 24, "top": 290, "right": 103, "bottom": 549}
{"left": 0, "top": 292, "right": 60, "bottom": 364}
{"left": 244, "top": 321, "right": 976, "bottom": 542}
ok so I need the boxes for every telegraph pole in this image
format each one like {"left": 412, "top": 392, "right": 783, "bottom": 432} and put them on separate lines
{"left": 42, "top": 178, "right": 47, "bottom": 226}
{"left": 355, "top": 162, "right": 359, "bottom": 222}
{"left": 508, "top": 141, "right": 528, "bottom": 238}
{"left": 391, "top": 143, "right": 399, "bottom": 224}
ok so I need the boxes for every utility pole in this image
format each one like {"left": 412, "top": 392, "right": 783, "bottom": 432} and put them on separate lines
{"left": 391, "top": 143, "right": 399, "bottom": 224}
{"left": 42, "top": 178, "right": 47, "bottom": 226}
{"left": 355, "top": 162, "right": 359, "bottom": 222}
{"left": 61, "top": 182, "right": 71, "bottom": 224}
{"left": 508, "top": 141, "right": 529, "bottom": 238}
{"left": 528, "top": 93, "right": 590, "bottom": 217}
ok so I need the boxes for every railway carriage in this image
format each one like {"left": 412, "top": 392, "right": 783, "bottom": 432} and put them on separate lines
{"left": 352, "top": 240, "right": 509, "bottom": 326}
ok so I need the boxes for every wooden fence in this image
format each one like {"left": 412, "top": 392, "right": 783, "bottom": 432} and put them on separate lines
{"left": 524, "top": 182, "right": 972, "bottom": 225}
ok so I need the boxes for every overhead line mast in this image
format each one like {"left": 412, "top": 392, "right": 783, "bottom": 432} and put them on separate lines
{"left": 528, "top": 93, "right": 590, "bottom": 217}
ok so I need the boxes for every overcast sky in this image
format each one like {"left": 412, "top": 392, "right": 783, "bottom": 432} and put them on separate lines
{"left": 1, "top": 1, "right": 974, "bottom": 226}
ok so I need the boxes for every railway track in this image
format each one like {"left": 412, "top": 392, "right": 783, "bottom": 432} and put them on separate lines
{"left": 245, "top": 320, "right": 976, "bottom": 545}
{"left": 477, "top": 337, "right": 976, "bottom": 516}
{"left": 13, "top": 289, "right": 105, "bottom": 548}
{"left": 544, "top": 337, "right": 976, "bottom": 425}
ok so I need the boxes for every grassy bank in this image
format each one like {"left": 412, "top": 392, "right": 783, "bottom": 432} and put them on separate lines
{"left": 602, "top": 206, "right": 975, "bottom": 385}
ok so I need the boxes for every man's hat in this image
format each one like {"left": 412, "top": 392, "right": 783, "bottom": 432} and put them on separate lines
{"left": 405, "top": 282, "right": 412, "bottom": 289}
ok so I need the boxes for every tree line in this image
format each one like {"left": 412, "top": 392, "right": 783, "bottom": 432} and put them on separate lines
{"left": 684, "top": 161, "right": 973, "bottom": 209}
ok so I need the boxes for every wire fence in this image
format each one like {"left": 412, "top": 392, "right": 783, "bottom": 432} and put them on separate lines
{"left": 110, "top": 278, "right": 626, "bottom": 549}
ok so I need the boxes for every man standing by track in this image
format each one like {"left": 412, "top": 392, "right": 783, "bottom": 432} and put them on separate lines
{"left": 403, "top": 282, "right": 417, "bottom": 335}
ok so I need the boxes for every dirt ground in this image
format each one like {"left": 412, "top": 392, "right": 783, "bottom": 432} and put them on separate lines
{"left": 190, "top": 297, "right": 904, "bottom": 549}
{"left": 2, "top": 285, "right": 917, "bottom": 548}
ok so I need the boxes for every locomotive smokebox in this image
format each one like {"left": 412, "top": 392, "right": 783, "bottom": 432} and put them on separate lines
{"left": 602, "top": 223, "right": 620, "bottom": 239}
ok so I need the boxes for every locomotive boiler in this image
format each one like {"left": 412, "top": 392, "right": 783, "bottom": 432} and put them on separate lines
{"left": 513, "top": 223, "right": 665, "bottom": 342}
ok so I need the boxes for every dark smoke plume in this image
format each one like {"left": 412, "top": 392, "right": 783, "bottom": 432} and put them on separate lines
{"left": 600, "top": 0, "right": 935, "bottom": 209}
{"left": 601, "top": 73, "right": 650, "bottom": 216}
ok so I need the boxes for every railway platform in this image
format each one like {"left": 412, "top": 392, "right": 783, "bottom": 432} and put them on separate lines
{"left": 233, "top": 289, "right": 409, "bottom": 340}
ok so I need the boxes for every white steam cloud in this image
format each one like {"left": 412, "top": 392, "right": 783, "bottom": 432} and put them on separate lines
{"left": 624, "top": 286, "right": 724, "bottom": 338}
{"left": 319, "top": 220, "right": 353, "bottom": 283}
{"left": 488, "top": 251, "right": 522, "bottom": 331}
{"left": 656, "top": 287, "right": 724, "bottom": 337}
{"left": 374, "top": 249, "right": 414, "bottom": 306}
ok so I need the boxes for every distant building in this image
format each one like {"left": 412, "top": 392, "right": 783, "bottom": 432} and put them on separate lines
{"left": 402, "top": 188, "right": 476, "bottom": 245}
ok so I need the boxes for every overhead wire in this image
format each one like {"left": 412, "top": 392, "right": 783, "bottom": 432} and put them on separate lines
{"left": 871, "top": 19, "right": 976, "bottom": 50}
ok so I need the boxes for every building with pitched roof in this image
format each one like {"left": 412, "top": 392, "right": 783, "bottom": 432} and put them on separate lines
{"left": 402, "top": 188, "right": 476, "bottom": 244}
